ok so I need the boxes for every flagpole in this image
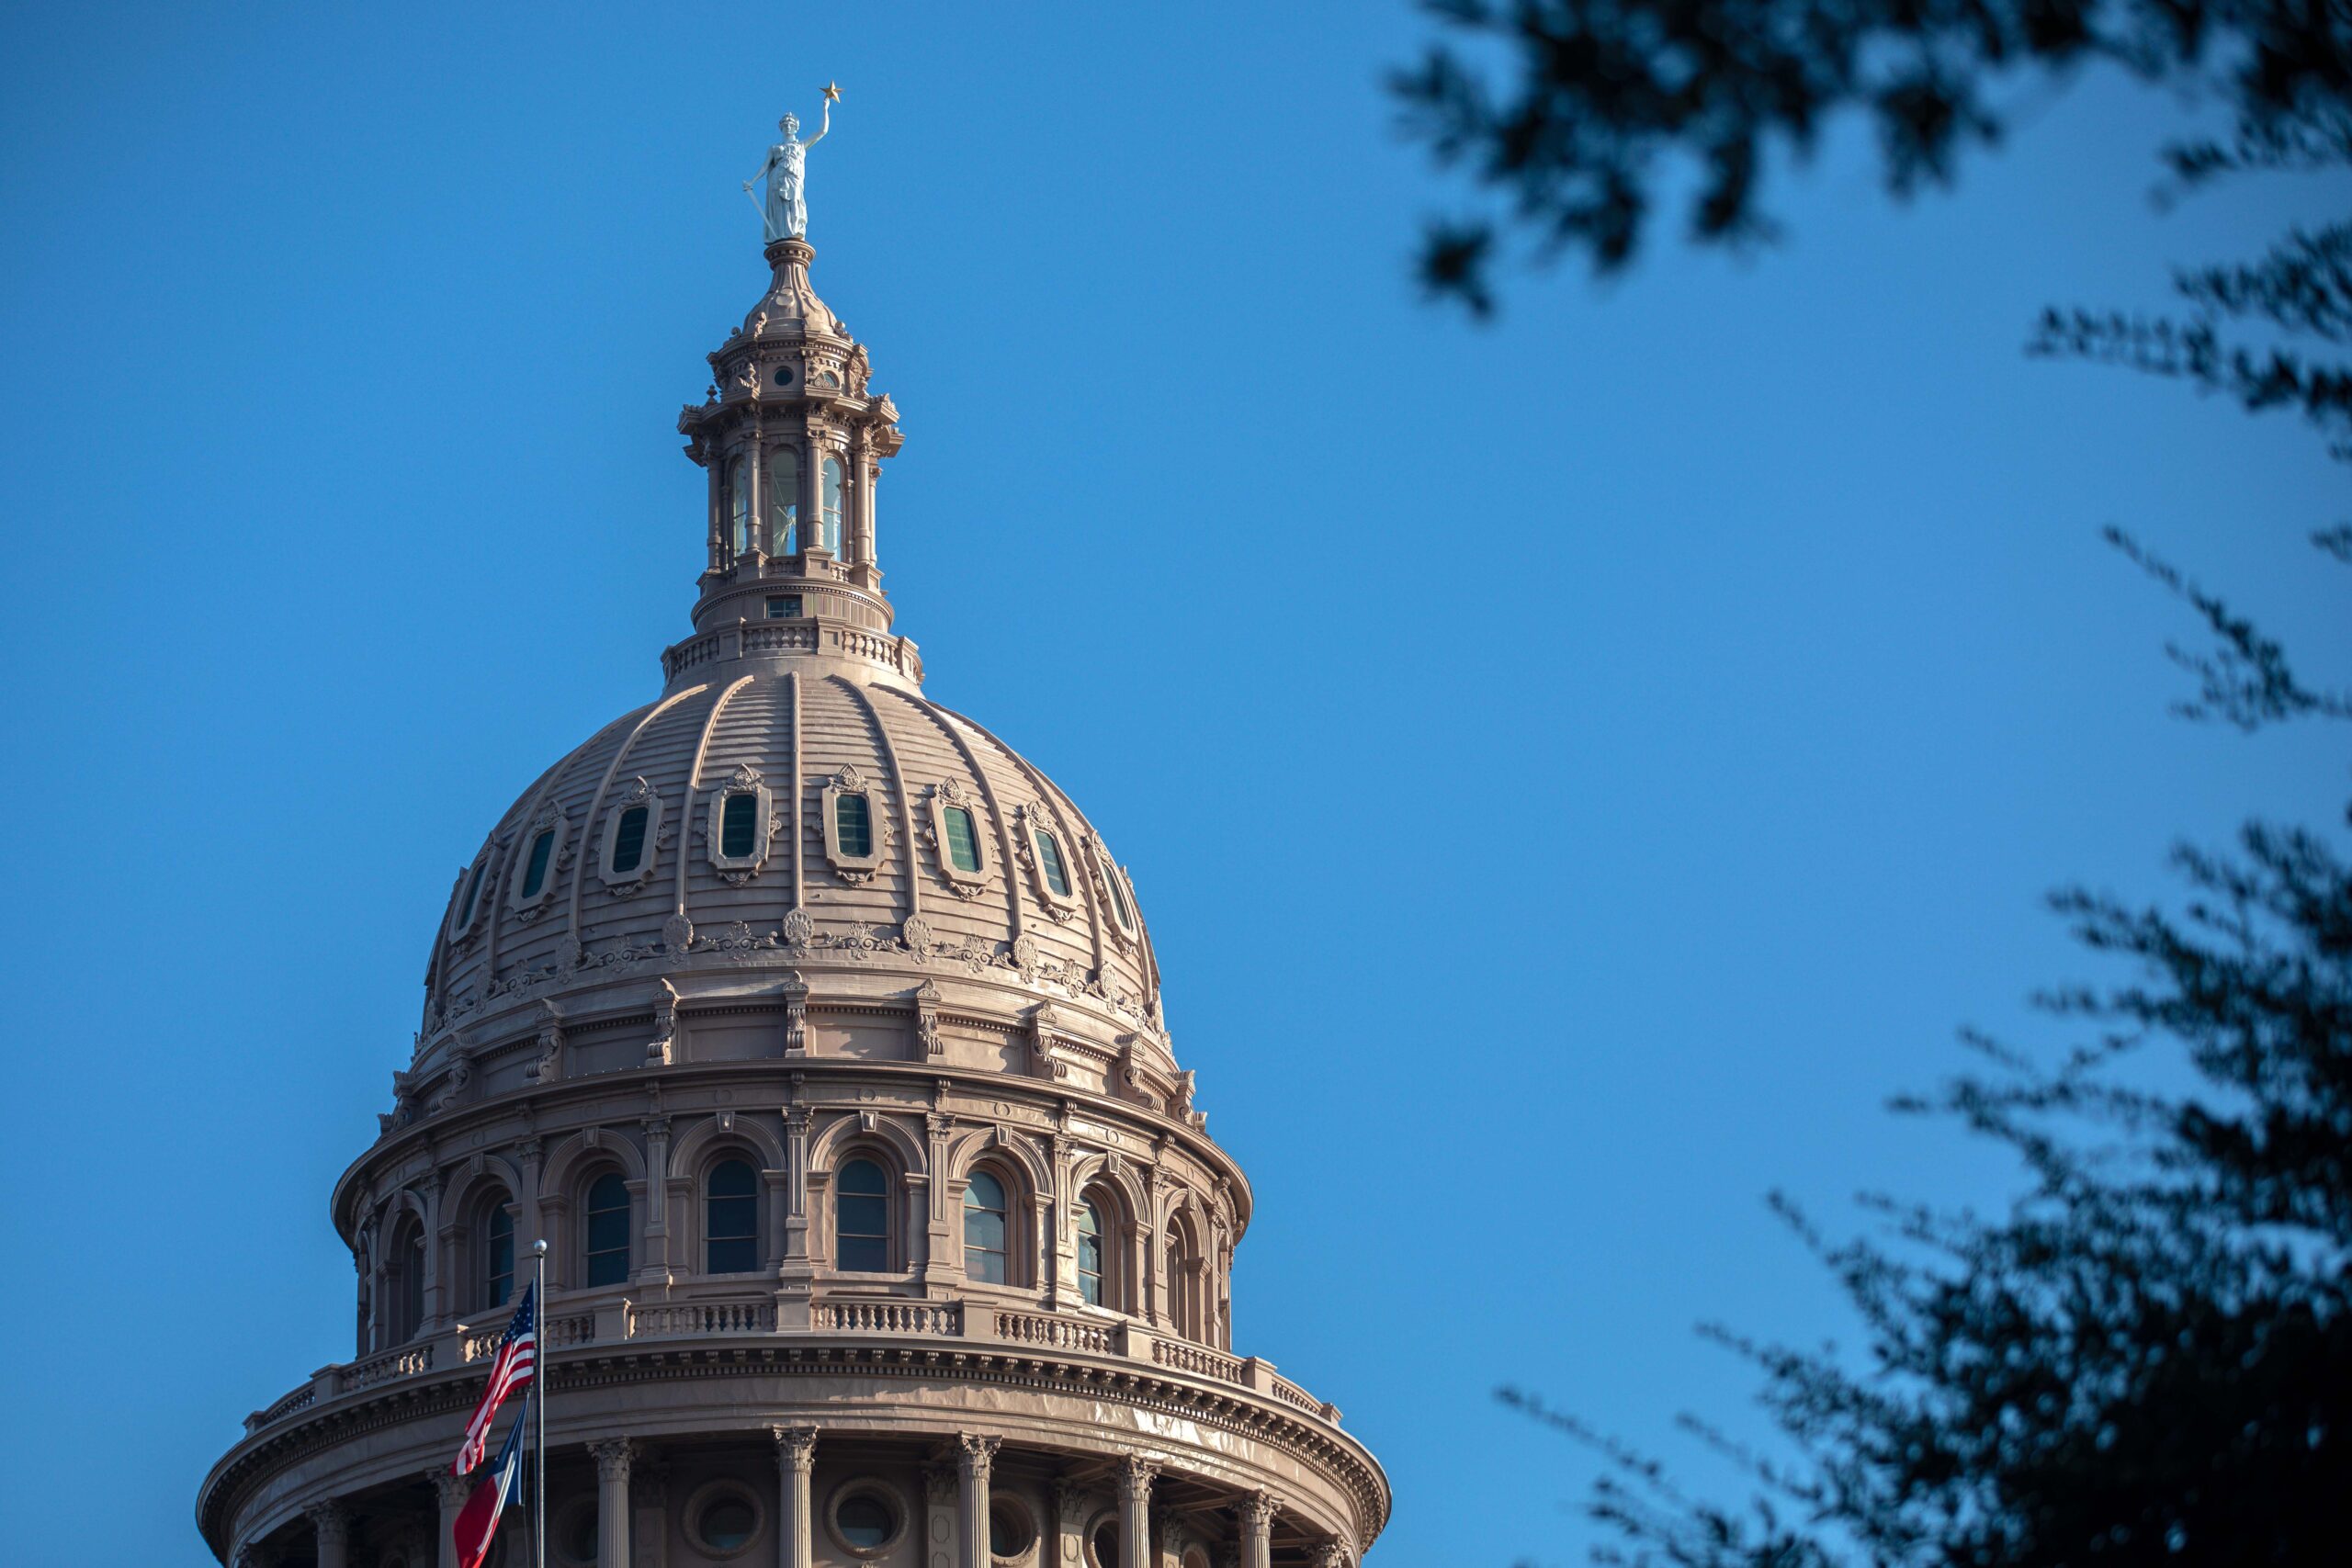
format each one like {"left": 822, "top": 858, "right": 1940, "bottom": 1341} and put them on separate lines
{"left": 532, "top": 1239, "right": 548, "bottom": 1568}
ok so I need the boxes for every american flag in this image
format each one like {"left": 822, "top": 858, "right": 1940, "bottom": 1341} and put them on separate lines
{"left": 451, "top": 1282, "right": 536, "bottom": 1477}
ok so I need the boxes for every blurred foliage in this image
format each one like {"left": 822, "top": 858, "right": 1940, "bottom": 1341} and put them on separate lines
{"left": 1405, "top": 1, "right": 2352, "bottom": 1562}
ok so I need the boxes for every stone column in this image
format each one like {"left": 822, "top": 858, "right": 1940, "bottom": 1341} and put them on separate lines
{"left": 433, "top": 1468, "right": 471, "bottom": 1568}
{"left": 1116, "top": 1458, "right": 1159, "bottom": 1568}
{"left": 771, "top": 1425, "right": 818, "bottom": 1568}
{"left": 1238, "top": 1490, "right": 1277, "bottom": 1568}
{"left": 306, "top": 1500, "right": 350, "bottom": 1568}
{"left": 955, "top": 1435, "right": 1001, "bottom": 1568}
{"left": 590, "top": 1438, "right": 636, "bottom": 1568}
{"left": 1307, "top": 1542, "right": 1348, "bottom": 1568}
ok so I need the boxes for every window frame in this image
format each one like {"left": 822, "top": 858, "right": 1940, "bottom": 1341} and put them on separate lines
{"left": 727, "top": 455, "right": 753, "bottom": 558}
{"left": 684, "top": 1479, "right": 766, "bottom": 1562}
{"left": 763, "top": 443, "right": 801, "bottom": 557}
{"left": 597, "top": 779, "right": 663, "bottom": 891}
{"left": 507, "top": 804, "right": 568, "bottom": 918}
{"left": 1076, "top": 1188, "right": 1117, "bottom": 1311}
{"left": 1017, "top": 805, "right": 1081, "bottom": 916}
{"left": 446, "top": 849, "right": 494, "bottom": 942}
{"left": 961, "top": 1165, "right": 1016, "bottom": 1287}
{"left": 480, "top": 1196, "right": 516, "bottom": 1313}
{"left": 820, "top": 765, "right": 886, "bottom": 881}
{"left": 819, "top": 452, "right": 845, "bottom": 555}
{"left": 924, "top": 780, "right": 989, "bottom": 896}
{"left": 705, "top": 764, "right": 776, "bottom": 884}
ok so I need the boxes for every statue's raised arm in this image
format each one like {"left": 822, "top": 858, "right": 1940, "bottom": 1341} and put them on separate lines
{"left": 744, "top": 86, "right": 841, "bottom": 244}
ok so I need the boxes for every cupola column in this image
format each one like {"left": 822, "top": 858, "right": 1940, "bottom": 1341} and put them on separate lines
{"left": 771, "top": 1426, "right": 818, "bottom": 1568}
{"left": 954, "top": 1434, "right": 1000, "bottom": 1568}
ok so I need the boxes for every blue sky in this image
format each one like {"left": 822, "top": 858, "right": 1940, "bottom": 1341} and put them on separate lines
{"left": 2, "top": 4, "right": 2346, "bottom": 1563}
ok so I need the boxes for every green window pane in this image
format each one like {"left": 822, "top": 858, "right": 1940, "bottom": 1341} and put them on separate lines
{"left": 765, "top": 446, "right": 800, "bottom": 555}
{"left": 721, "top": 793, "right": 758, "bottom": 858}
{"left": 1105, "top": 863, "right": 1134, "bottom": 929}
{"left": 837, "top": 1158, "right": 889, "bottom": 1271}
{"left": 611, "top": 806, "right": 648, "bottom": 874}
{"left": 820, "top": 455, "right": 844, "bottom": 553}
{"left": 835, "top": 793, "right": 872, "bottom": 857}
{"left": 728, "top": 458, "right": 752, "bottom": 555}
{"left": 944, "top": 806, "right": 981, "bottom": 873}
{"left": 699, "top": 1497, "right": 756, "bottom": 1552}
{"left": 519, "top": 829, "right": 555, "bottom": 899}
{"left": 707, "top": 1159, "right": 758, "bottom": 1274}
{"left": 1035, "top": 829, "right": 1072, "bottom": 897}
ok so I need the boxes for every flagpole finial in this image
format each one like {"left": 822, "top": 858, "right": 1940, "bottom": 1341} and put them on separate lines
{"left": 532, "top": 1240, "right": 548, "bottom": 1256}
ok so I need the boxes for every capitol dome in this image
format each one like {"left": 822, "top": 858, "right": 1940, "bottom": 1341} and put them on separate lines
{"left": 199, "top": 223, "right": 1385, "bottom": 1568}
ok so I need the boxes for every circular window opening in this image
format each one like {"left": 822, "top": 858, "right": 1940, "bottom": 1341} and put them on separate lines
{"left": 554, "top": 1499, "right": 597, "bottom": 1566}
{"left": 1088, "top": 1518, "right": 1121, "bottom": 1568}
{"left": 989, "top": 1495, "right": 1037, "bottom": 1560}
{"left": 827, "top": 1483, "right": 906, "bottom": 1557}
{"left": 694, "top": 1488, "right": 760, "bottom": 1554}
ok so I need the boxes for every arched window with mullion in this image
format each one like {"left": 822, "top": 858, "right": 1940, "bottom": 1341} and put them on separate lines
{"left": 820, "top": 454, "right": 844, "bottom": 553}
{"left": 583, "top": 1172, "right": 630, "bottom": 1288}
{"left": 1077, "top": 1192, "right": 1110, "bottom": 1307}
{"left": 481, "top": 1201, "right": 514, "bottom": 1310}
{"left": 963, "top": 1168, "right": 1012, "bottom": 1284}
{"left": 835, "top": 1157, "right": 890, "bottom": 1272}
{"left": 764, "top": 445, "right": 800, "bottom": 555}
{"left": 705, "top": 1158, "right": 759, "bottom": 1274}
{"left": 727, "top": 457, "right": 753, "bottom": 558}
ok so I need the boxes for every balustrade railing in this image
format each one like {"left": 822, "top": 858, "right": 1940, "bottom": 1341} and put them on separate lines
{"left": 815, "top": 1298, "right": 962, "bottom": 1335}
{"left": 238, "top": 1295, "right": 1340, "bottom": 1439}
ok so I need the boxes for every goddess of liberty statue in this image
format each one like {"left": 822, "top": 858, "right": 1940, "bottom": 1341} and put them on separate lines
{"left": 743, "top": 85, "right": 837, "bottom": 243}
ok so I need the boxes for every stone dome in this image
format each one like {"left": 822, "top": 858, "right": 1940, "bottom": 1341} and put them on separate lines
{"left": 200, "top": 219, "right": 1384, "bottom": 1568}
{"left": 415, "top": 663, "right": 1177, "bottom": 1117}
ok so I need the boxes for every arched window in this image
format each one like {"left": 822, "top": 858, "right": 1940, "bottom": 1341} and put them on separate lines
{"left": 482, "top": 1201, "right": 514, "bottom": 1310}
{"left": 728, "top": 457, "right": 753, "bottom": 557}
{"left": 388, "top": 1217, "right": 426, "bottom": 1344}
{"left": 584, "top": 1172, "right": 630, "bottom": 1288}
{"left": 834, "top": 792, "right": 872, "bottom": 858}
{"left": 963, "top": 1169, "right": 1011, "bottom": 1284}
{"left": 765, "top": 446, "right": 800, "bottom": 554}
{"left": 706, "top": 1158, "right": 758, "bottom": 1274}
{"left": 1077, "top": 1193, "right": 1109, "bottom": 1307}
{"left": 835, "top": 1157, "right": 889, "bottom": 1272}
{"left": 820, "top": 454, "right": 844, "bottom": 553}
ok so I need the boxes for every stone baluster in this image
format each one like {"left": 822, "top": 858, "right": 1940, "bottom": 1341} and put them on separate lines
{"left": 590, "top": 1438, "right": 636, "bottom": 1568}
{"left": 771, "top": 1425, "right": 818, "bottom": 1568}
{"left": 1238, "top": 1490, "right": 1278, "bottom": 1568}
{"left": 955, "top": 1434, "right": 1001, "bottom": 1568}
{"left": 1117, "top": 1457, "right": 1159, "bottom": 1568}
{"left": 433, "top": 1468, "right": 472, "bottom": 1568}
{"left": 305, "top": 1500, "right": 350, "bottom": 1568}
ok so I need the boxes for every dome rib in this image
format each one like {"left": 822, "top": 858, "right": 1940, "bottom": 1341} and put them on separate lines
{"left": 836, "top": 673, "right": 921, "bottom": 925}
{"left": 567, "top": 682, "right": 707, "bottom": 950}
{"left": 676, "top": 674, "right": 755, "bottom": 925}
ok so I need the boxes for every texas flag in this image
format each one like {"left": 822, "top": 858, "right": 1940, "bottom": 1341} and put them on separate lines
{"left": 452, "top": 1400, "right": 526, "bottom": 1568}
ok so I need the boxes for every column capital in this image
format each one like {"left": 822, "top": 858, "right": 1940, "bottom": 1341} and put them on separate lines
{"left": 589, "top": 1437, "right": 638, "bottom": 1483}
{"left": 1116, "top": 1454, "right": 1159, "bottom": 1501}
{"left": 1238, "top": 1488, "right": 1280, "bottom": 1528}
{"left": 770, "top": 1424, "right": 819, "bottom": 1472}
{"left": 432, "top": 1467, "right": 473, "bottom": 1508}
{"left": 1053, "top": 1475, "right": 1090, "bottom": 1528}
{"left": 954, "top": 1431, "right": 1001, "bottom": 1478}
{"left": 923, "top": 1461, "right": 958, "bottom": 1507}
{"left": 304, "top": 1499, "right": 351, "bottom": 1544}
{"left": 1306, "top": 1545, "right": 1348, "bottom": 1568}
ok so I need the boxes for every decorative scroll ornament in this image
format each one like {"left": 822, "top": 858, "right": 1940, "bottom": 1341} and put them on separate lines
{"left": 781, "top": 970, "right": 809, "bottom": 1055}
{"left": 527, "top": 998, "right": 567, "bottom": 1086}
{"left": 914, "top": 979, "right": 943, "bottom": 1055}
{"left": 647, "top": 978, "right": 680, "bottom": 1066}
{"left": 1029, "top": 1004, "right": 1069, "bottom": 1081}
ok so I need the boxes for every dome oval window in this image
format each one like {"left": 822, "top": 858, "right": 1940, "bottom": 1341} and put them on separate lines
{"left": 1102, "top": 855, "right": 1136, "bottom": 932}
{"left": 944, "top": 805, "right": 982, "bottom": 873}
{"left": 449, "top": 855, "right": 490, "bottom": 938}
{"left": 964, "top": 1168, "right": 1011, "bottom": 1284}
{"left": 518, "top": 828, "right": 555, "bottom": 899}
{"left": 610, "top": 806, "right": 649, "bottom": 874}
{"left": 706, "top": 1158, "right": 758, "bottom": 1275}
{"left": 835, "top": 1158, "right": 889, "bottom": 1272}
{"left": 1035, "top": 828, "right": 1072, "bottom": 897}
{"left": 720, "top": 793, "right": 759, "bottom": 858}
{"left": 834, "top": 792, "right": 872, "bottom": 858}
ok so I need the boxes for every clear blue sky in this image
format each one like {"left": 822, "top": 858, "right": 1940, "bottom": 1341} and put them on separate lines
{"left": 2, "top": 4, "right": 2345, "bottom": 1563}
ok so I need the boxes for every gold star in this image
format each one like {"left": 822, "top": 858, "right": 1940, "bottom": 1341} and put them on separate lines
{"left": 822, "top": 82, "right": 842, "bottom": 104}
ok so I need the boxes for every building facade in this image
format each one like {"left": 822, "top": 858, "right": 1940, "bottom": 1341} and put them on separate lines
{"left": 196, "top": 229, "right": 1387, "bottom": 1568}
